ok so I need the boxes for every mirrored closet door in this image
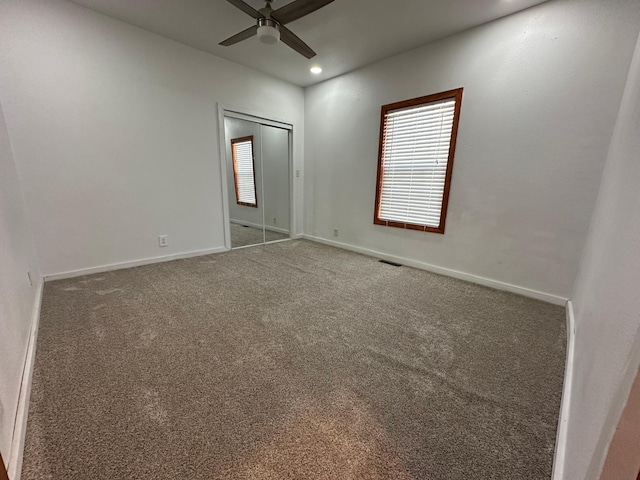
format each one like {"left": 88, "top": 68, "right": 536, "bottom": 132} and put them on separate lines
{"left": 224, "top": 115, "right": 291, "bottom": 248}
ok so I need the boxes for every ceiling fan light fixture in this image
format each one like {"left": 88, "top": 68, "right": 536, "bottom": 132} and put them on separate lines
{"left": 257, "top": 19, "right": 280, "bottom": 45}
{"left": 220, "top": 0, "right": 335, "bottom": 58}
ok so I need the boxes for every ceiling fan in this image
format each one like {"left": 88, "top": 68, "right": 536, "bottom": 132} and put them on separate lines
{"left": 219, "top": 0, "right": 335, "bottom": 59}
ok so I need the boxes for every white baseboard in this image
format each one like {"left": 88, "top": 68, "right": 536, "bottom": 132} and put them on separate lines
{"left": 44, "top": 246, "right": 229, "bottom": 282}
{"left": 265, "top": 225, "right": 290, "bottom": 235}
{"left": 230, "top": 219, "right": 290, "bottom": 235}
{"left": 551, "top": 300, "right": 576, "bottom": 480}
{"left": 230, "top": 219, "right": 262, "bottom": 229}
{"left": 7, "top": 278, "right": 44, "bottom": 480}
{"left": 301, "top": 235, "right": 568, "bottom": 306}
{"left": 6, "top": 238, "right": 572, "bottom": 480}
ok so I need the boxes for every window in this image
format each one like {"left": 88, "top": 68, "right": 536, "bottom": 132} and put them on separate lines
{"left": 374, "top": 88, "right": 463, "bottom": 234}
{"left": 231, "top": 136, "right": 258, "bottom": 208}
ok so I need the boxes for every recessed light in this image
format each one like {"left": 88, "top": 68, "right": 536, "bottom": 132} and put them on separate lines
{"left": 310, "top": 66, "right": 322, "bottom": 75}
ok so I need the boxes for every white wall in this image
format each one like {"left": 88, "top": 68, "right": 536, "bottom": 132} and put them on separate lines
{"left": 303, "top": 0, "right": 640, "bottom": 300}
{"left": 0, "top": 99, "right": 39, "bottom": 464}
{"left": 564, "top": 31, "right": 640, "bottom": 480}
{"left": 0, "top": 0, "right": 304, "bottom": 277}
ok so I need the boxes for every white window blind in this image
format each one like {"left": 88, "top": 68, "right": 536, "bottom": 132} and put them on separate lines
{"left": 232, "top": 138, "right": 257, "bottom": 207}
{"left": 376, "top": 91, "right": 461, "bottom": 232}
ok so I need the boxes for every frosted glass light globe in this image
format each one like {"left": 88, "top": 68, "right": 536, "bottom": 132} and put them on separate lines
{"left": 257, "top": 25, "right": 280, "bottom": 45}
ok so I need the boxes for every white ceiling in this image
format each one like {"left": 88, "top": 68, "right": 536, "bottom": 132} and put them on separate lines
{"left": 68, "top": 0, "right": 549, "bottom": 87}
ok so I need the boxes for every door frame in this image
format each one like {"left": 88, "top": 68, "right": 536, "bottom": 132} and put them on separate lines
{"left": 217, "top": 103, "right": 296, "bottom": 250}
{"left": 0, "top": 451, "right": 8, "bottom": 480}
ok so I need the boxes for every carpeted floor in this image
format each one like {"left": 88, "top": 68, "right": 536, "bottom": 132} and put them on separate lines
{"left": 230, "top": 223, "right": 289, "bottom": 248}
{"left": 22, "top": 240, "right": 566, "bottom": 479}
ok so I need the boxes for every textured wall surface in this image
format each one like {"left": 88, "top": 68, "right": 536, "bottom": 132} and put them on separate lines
{"left": 565, "top": 30, "right": 640, "bottom": 480}
{"left": 304, "top": 0, "right": 640, "bottom": 299}
{"left": 0, "top": 98, "right": 39, "bottom": 464}
{"left": 0, "top": 0, "right": 304, "bottom": 277}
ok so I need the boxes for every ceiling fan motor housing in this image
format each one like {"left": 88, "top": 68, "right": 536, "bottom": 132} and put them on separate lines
{"left": 257, "top": 18, "right": 280, "bottom": 45}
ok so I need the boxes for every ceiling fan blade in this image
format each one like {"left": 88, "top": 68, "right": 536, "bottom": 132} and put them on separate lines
{"left": 219, "top": 25, "right": 259, "bottom": 46}
{"left": 225, "top": 0, "right": 263, "bottom": 19}
{"left": 271, "top": 0, "right": 334, "bottom": 25}
{"left": 279, "top": 25, "right": 316, "bottom": 59}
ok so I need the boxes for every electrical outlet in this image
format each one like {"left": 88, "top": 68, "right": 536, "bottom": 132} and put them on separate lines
{"left": 273, "top": 217, "right": 277, "bottom": 224}
{"left": 158, "top": 235, "right": 169, "bottom": 247}
{"left": 333, "top": 228, "right": 339, "bottom": 237}
{"left": 296, "top": 169, "right": 300, "bottom": 178}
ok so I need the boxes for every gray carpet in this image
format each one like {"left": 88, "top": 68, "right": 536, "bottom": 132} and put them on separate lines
{"left": 22, "top": 240, "right": 566, "bottom": 479}
{"left": 230, "top": 223, "right": 289, "bottom": 248}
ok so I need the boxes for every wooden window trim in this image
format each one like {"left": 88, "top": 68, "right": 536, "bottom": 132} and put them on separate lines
{"left": 231, "top": 135, "right": 258, "bottom": 208}
{"left": 373, "top": 88, "right": 463, "bottom": 234}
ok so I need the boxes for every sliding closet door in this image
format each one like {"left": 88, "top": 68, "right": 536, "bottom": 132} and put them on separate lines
{"left": 224, "top": 117, "right": 265, "bottom": 248}
{"left": 261, "top": 124, "right": 290, "bottom": 243}
{"left": 224, "top": 113, "right": 292, "bottom": 249}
